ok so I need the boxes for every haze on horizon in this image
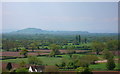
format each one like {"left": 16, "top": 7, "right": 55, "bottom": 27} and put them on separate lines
{"left": 2, "top": 2, "right": 118, "bottom": 33}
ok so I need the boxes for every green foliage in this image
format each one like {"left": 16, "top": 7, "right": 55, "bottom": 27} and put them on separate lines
{"left": 56, "top": 56, "right": 76, "bottom": 69}
{"left": 91, "top": 41, "right": 105, "bottom": 55}
{"left": 49, "top": 44, "right": 60, "bottom": 50}
{"left": 103, "top": 49, "right": 114, "bottom": 59}
{"left": 83, "top": 55, "right": 98, "bottom": 64}
{"left": 66, "top": 45, "right": 76, "bottom": 58}
{"left": 106, "top": 58, "right": 116, "bottom": 70}
{"left": 75, "top": 35, "right": 81, "bottom": 44}
{"left": 6, "top": 62, "right": 12, "bottom": 71}
{"left": 76, "top": 59, "right": 89, "bottom": 67}
{"left": 106, "top": 40, "right": 118, "bottom": 51}
{"left": 76, "top": 67, "right": 85, "bottom": 72}
{"left": 28, "top": 56, "right": 42, "bottom": 65}
{"left": 103, "top": 49, "right": 116, "bottom": 70}
{"left": 66, "top": 46, "right": 76, "bottom": 53}
{"left": 2, "top": 39, "right": 18, "bottom": 51}
{"left": 72, "top": 54, "right": 80, "bottom": 60}
{"left": 44, "top": 66, "right": 59, "bottom": 72}
{"left": 61, "top": 61, "right": 66, "bottom": 67}
{"left": 76, "top": 67, "right": 92, "bottom": 74}
{"left": 49, "top": 50, "right": 55, "bottom": 57}
{"left": 19, "top": 60, "right": 26, "bottom": 67}
{"left": 76, "top": 55, "right": 98, "bottom": 67}
{"left": 57, "top": 54, "right": 98, "bottom": 69}
{"left": 81, "top": 67, "right": 92, "bottom": 74}
{"left": 49, "top": 44, "right": 61, "bottom": 57}
{"left": 28, "top": 43, "right": 38, "bottom": 52}
{"left": 15, "top": 68, "right": 28, "bottom": 72}
{"left": 20, "top": 48, "right": 28, "bottom": 58}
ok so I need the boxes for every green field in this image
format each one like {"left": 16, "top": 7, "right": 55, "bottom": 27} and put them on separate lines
{"left": 90, "top": 63, "right": 119, "bottom": 71}
{"left": 2, "top": 56, "right": 62, "bottom": 65}
{"left": 2, "top": 54, "right": 119, "bottom": 71}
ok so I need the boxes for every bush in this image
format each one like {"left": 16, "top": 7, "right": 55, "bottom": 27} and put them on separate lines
{"left": 15, "top": 68, "right": 28, "bottom": 72}
{"left": 106, "top": 58, "right": 116, "bottom": 70}
{"left": 76, "top": 55, "right": 98, "bottom": 67}
{"left": 76, "top": 67, "right": 92, "bottom": 74}
{"left": 76, "top": 60, "right": 89, "bottom": 67}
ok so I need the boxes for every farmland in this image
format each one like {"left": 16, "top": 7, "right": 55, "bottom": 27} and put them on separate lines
{"left": 2, "top": 54, "right": 119, "bottom": 71}
{"left": 1, "top": 28, "right": 119, "bottom": 73}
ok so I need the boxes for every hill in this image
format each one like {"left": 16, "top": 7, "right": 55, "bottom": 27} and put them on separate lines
{"left": 10, "top": 28, "right": 89, "bottom": 35}
{"left": 12, "top": 28, "right": 44, "bottom": 34}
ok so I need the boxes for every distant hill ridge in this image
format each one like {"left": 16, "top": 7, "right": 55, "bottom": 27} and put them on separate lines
{"left": 10, "top": 28, "right": 89, "bottom": 35}
{"left": 16, "top": 28, "right": 44, "bottom": 32}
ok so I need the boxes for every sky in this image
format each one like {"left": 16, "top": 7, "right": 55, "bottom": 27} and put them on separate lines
{"left": 2, "top": 2, "right": 118, "bottom": 33}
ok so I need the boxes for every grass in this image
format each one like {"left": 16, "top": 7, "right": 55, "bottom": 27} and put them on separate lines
{"left": 89, "top": 63, "right": 119, "bottom": 71}
{"left": 37, "top": 57, "right": 62, "bottom": 65}
{"left": 2, "top": 54, "right": 88, "bottom": 66}
{"left": 2, "top": 53, "right": 119, "bottom": 71}
{"left": 2, "top": 56, "right": 62, "bottom": 65}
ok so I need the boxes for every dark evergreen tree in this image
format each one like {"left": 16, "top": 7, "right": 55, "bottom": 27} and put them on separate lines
{"left": 78, "top": 35, "right": 81, "bottom": 44}
{"left": 84, "top": 38, "right": 87, "bottom": 44}
{"left": 6, "top": 62, "right": 12, "bottom": 71}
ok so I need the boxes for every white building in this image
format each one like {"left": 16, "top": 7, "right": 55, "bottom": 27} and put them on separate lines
{"left": 29, "top": 66, "right": 44, "bottom": 72}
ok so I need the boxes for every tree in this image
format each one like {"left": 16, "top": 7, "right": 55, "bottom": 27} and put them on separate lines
{"left": 28, "top": 56, "right": 42, "bottom": 65}
{"left": 84, "top": 38, "right": 87, "bottom": 44}
{"left": 28, "top": 43, "right": 37, "bottom": 52}
{"left": 66, "top": 45, "right": 76, "bottom": 58}
{"left": 78, "top": 35, "right": 81, "bottom": 44}
{"left": 106, "top": 58, "right": 116, "bottom": 70}
{"left": 76, "top": 55, "right": 98, "bottom": 67}
{"left": 104, "top": 50, "right": 116, "bottom": 70}
{"left": 106, "top": 40, "right": 118, "bottom": 51}
{"left": 106, "top": 40, "right": 118, "bottom": 55}
{"left": 20, "top": 48, "right": 28, "bottom": 58}
{"left": 91, "top": 41, "right": 105, "bottom": 55}
{"left": 49, "top": 50, "right": 56, "bottom": 57}
{"left": 76, "top": 59, "right": 90, "bottom": 67}
{"left": 76, "top": 35, "right": 81, "bottom": 44}
{"left": 2, "top": 40, "right": 16, "bottom": 51}
{"left": 6, "top": 62, "right": 12, "bottom": 71}
{"left": 103, "top": 49, "right": 114, "bottom": 59}
{"left": 49, "top": 44, "right": 60, "bottom": 57}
